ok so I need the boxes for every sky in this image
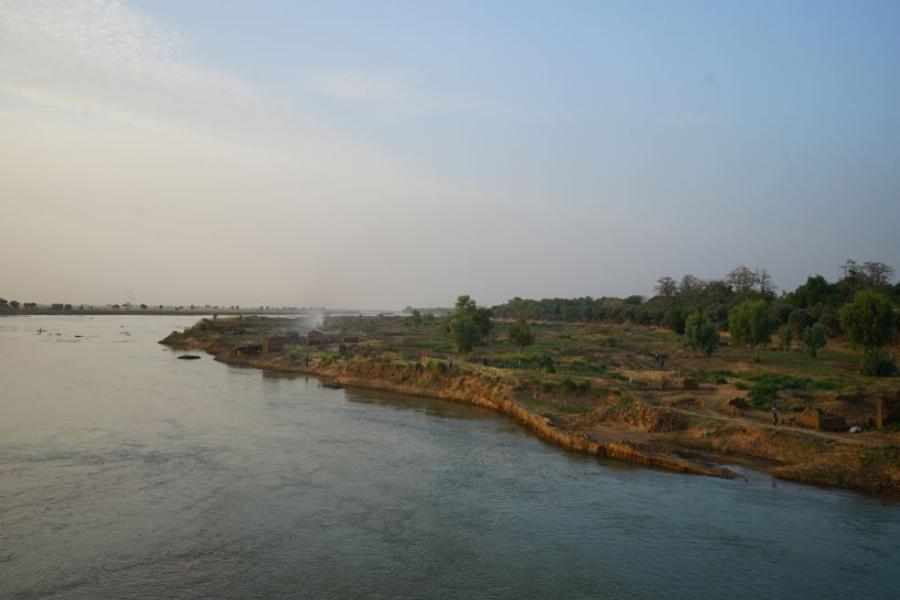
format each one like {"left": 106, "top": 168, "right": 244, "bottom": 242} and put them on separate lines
{"left": 1, "top": 0, "right": 898, "bottom": 309}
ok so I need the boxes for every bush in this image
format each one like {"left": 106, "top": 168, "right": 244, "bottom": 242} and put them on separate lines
{"left": 666, "top": 305, "right": 686, "bottom": 335}
{"left": 685, "top": 311, "right": 719, "bottom": 356}
{"left": 508, "top": 314, "right": 535, "bottom": 348}
{"left": 802, "top": 323, "right": 826, "bottom": 357}
{"left": 860, "top": 350, "right": 898, "bottom": 377}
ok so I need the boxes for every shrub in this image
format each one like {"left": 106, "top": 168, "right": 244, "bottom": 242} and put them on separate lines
{"left": 685, "top": 311, "right": 719, "bottom": 356}
{"left": 666, "top": 305, "right": 686, "bottom": 335}
{"left": 860, "top": 350, "right": 898, "bottom": 377}
{"left": 508, "top": 314, "right": 535, "bottom": 348}
{"left": 801, "top": 323, "right": 826, "bottom": 357}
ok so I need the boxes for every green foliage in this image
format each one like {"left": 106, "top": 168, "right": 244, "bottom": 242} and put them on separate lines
{"left": 508, "top": 314, "right": 535, "bottom": 348}
{"left": 685, "top": 311, "right": 719, "bottom": 356}
{"left": 839, "top": 291, "right": 896, "bottom": 376}
{"left": 860, "top": 350, "right": 898, "bottom": 377}
{"left": 801, "top": 323, "right": 826, "bottom": 357}
{"left": 839, "top": 291, "right": 895, "bottom": 350}
{"left": 409, "top": 309, "right": 423, "bottom": 326}
{"left": 746, "top": 374, "right": 839, "bottom": 409}
{"left": 446, "top": 317, "right": 482, "bottom": 353}
{"left": 666, "top": 305, "right": 686, "bottom": 335}
{"left": 788, "top": 309, "right": 813, "bottom": 336}
{"left": 729, "top": 300, "right": 774, "bottom": 352}
{"left": 695, "top": 369, "right": 735, "bottom": 384}
{"left": 444, "top": 295, "right": 493, "bottom": 352}
{"left": 778, "top": 325, "right": 793, "bottom": 352}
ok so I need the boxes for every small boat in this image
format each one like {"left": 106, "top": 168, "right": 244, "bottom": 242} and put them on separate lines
{"left": 177, "top": 354, "right": 202, "bottom": 360}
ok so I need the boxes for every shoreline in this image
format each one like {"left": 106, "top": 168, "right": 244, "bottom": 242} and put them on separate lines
{"left": 161, "top": 333, "right": 743, "bottom": 482}
{"left": 159, "top": 319, "right": 900, "bottom": 498}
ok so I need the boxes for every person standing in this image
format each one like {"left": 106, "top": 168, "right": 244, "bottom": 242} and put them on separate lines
{"left": 772, "top": 402, "right": 779, "bottom": 426}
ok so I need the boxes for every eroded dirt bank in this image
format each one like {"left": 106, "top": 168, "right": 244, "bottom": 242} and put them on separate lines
{"left": 161, "top": 328, "right": 900, "bottom": 496}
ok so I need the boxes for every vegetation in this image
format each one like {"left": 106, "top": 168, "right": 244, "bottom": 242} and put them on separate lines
{"left": 685, "top": 311, "right": 719, "bottom": 356}
{"left": 508, "top": 314, "right": 535, "bottom": 348}
{"left": 666, "top": 305, "right": 686, "bottom": 335}
{"left": 839, "top": 291, "right": 896, "bottom": 376}
{"left": 444, "top": 295, "right": 492, "bottom": 353}
{"left": 802, "top": 323, "right": 826, "bottom": 357}
{"left": 778, "top": 325, "right": 793, "bottom": 352}
{"left": 729, "top": 299, "right": 774, "bottom": 360}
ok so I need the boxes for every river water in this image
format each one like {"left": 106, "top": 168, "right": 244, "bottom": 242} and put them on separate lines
{"left": 1, "top": 315, "right": 898, "bottom": 599}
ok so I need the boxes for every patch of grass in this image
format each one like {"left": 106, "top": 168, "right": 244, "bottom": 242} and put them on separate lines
{"left": 695, "top": 369, "right": 736, "bottom": 384}
{"left": 745, "top": 374, "right": 840, "bottom": 409}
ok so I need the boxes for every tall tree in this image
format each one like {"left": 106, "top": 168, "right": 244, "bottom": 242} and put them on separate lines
{"left": 445, "top": 295, "right": 493, "bottom": 352}
{"left": 726, "top": 266, "right": 757, "bottom": 299}
{"left": 655, "top": 276, "right": 678, "bottom": 299}
{"left": 729, "top": 299, "right": 774, "bottom": 360}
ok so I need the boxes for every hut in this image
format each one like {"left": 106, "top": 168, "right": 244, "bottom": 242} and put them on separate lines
{"left": 262, "top": 336, "right": 285, "bottom": 354}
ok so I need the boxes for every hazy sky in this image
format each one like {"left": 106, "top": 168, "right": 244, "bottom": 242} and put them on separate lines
{"left": 1, "top": 1, "right": 898, "bottom": 308}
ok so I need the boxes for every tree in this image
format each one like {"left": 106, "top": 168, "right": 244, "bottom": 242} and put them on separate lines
{"left": 508, "top": 315, "right": 535, "bottom": 348}
{"left": 729, "top": 299, "right": 774, "bottom": 359}
{"left": 726, "top": 266, "right": 757, "bottom": 300}
{"left": 778, "top": 325, "right": 793, "bottom": 352}
{"left": 678, "top": 274, "right": 704, "bottom": 307}
{"left": 755, "top": 268, "right": 775, "bottom": 295}
{"left": 9, "top": 300, "right": 19, "bottom": 310}
{"left": 861, "top": 261, "right": 894, "bottom": 289}
{"left": 410, "top": 309, "right": 423, "bottom": 326}
{"left": 447, "top": 318, "right": 482, "bottom": 353}
{"left": 666, "top": 305, "right": 686, "bottom": 335}
{"left": 839, "top": 291, "right": 896, "bottom": 376}
{"left": 655, "top": 276, "right": 678, "bottom": 299}
{"left": 445, "top": 295, "right": 493, "bottom": 353}
{"left": 685, "top": 311, "right": 719, "bottom": 356}
{"left": 802, "top": 323, "right": 826, "bottom": 357}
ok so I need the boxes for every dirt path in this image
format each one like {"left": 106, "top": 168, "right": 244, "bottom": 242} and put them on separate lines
{"left": 667, "top": 406, "right": 880, "bottom": 446}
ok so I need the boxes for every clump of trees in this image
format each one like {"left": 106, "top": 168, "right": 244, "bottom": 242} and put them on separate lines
{"left": 490, "top": 258, "right": 898, "bottom": 374}
{"left": 444, "top": 295, "right": 492, "bottom": 353}
{"left": 839, "top": 291, "right": 897, "bottom": 376}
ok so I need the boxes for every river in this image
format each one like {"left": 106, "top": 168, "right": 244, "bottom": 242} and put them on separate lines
{"left": 1, "top": 315, "right": 898, "bottom": 599}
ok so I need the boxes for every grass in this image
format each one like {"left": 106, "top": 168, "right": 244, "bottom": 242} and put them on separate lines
{"left": 745, "top": 373, "right": 841, "bottom": 409}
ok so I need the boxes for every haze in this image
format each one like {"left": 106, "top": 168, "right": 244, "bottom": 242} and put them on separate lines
{"left": 1, "top": 0, "right": 898, "bottom": 309}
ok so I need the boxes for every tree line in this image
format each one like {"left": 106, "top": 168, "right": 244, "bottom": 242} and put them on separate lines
{"left": 489, "top": 259, "right": 899, "bottom": 376}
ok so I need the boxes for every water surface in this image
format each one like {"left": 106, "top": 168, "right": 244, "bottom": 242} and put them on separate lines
{"left": 1, "top": 316, "right": 898, "bottom": 599}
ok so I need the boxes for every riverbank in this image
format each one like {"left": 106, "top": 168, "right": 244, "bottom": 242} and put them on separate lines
{"left": 160, "top": 317, "right": 900, "bottom": 496}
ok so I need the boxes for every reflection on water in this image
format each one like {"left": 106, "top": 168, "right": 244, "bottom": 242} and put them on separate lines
{"left": 1, "top": 315, "right": 899, "bottom": 600}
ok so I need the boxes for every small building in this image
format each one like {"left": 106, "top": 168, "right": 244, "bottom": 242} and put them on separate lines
{"left": 307, "top": 330, "right": 325, "bottom": 345}
{"left": 263, "top": 336, "right": 285, "bottom": 354}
